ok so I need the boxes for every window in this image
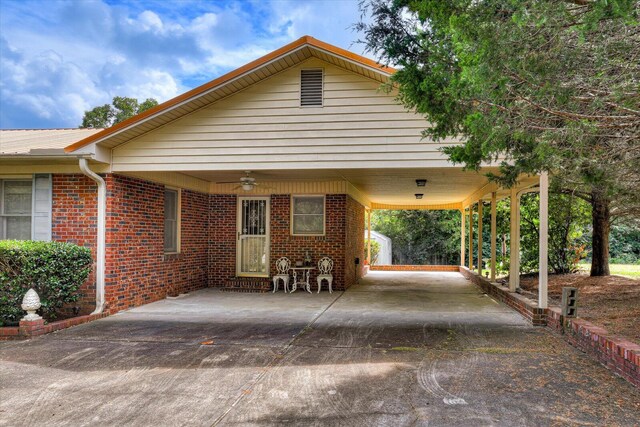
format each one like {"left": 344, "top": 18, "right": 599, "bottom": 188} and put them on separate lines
{"left": 291, "top": 195, "right": 325, "bottom": 235}
{"left": 164, "top": 188, "right": 180, "bottom": 253}
{"left": 300, "top": 69, "right": 323, "bottom": 107}
{"left": 0, "top": 180, "right": 33, "bottom": 240}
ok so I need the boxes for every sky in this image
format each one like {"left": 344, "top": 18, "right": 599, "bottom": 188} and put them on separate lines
{"left": 0, "top": 0, "right": 371, "bottom": 129}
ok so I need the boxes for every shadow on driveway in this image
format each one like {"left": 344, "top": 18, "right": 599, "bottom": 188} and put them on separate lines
{"left": 1, "top": 271, "right": 638, "bottom": 426}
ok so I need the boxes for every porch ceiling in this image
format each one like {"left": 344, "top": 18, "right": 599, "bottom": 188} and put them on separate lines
{"left": 179, "top": 166, "right": 524, "bottom": 208}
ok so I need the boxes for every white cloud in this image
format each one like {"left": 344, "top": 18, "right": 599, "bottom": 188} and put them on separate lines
{"left": 0, "top": 0, "right": 368, "bottom": 128}
{"left": 137, "top": 10, "right": 164, "bottom": 33}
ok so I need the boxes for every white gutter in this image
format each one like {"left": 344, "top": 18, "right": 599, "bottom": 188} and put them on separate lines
{"left": 78, "top": 157, "right": 106, "bottom": 314}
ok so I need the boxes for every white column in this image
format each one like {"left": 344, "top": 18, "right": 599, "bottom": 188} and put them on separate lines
{"left": 515, "top": 193, "right": 521, "bottom": 289}
{"left": 490, "top": 192, "right": 497, "bottom": 282}
{"left": 509, "top": 187, "right": 520, "bottom": 292}
{"left": 468, "top": 204, "right": 474, "bottom": 270}
{"left": 477, "top": 201, "right": 483, "bottom": 274}
{"left": 539, "top": 172, "right": 549, "bottom": 309}
{"left": 460, "top": 208, "right": 466, "bottom": 266}
{"left": 367, "top": 209, "right": 372, "bottom": 265}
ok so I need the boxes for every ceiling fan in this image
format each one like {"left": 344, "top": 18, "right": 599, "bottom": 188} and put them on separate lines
{"left": 216, "top": 171, "right": 267, "bottom": 191}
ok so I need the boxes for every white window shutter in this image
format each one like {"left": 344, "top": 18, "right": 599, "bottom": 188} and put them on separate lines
{"left": 32, "top": 174, "right": 52, "bottom": 241}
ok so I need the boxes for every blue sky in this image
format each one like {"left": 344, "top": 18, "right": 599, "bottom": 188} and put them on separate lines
{"left": 0, "top": 0, "right": 369, "bottom": 129}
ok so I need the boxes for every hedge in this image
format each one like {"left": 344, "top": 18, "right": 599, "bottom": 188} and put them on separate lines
{"left": 0, "top": 240, "right": 92, "bottom": 326}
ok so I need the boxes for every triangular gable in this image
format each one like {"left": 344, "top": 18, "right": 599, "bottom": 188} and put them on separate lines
{"left": 65, "top": 36, "right": 394, "bottom": 153}
{"left": 109, "top": 57, "right": 432, "bottom": 173}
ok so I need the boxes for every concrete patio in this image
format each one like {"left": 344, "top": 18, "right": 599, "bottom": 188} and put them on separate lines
{"left": 1, "top": 271, "right": 639, "bottom": 426}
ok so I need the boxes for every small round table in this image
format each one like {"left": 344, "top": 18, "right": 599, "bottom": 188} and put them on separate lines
{"left": 289, "top": 267, "right": 315, "bottom": 293}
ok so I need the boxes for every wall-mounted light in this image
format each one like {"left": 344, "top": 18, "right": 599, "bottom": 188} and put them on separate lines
{"left": 415, "top": 194, "right": 424, "bottom": 199}
{"left": 416, "top": 179, "right": 427, "bottom": 187}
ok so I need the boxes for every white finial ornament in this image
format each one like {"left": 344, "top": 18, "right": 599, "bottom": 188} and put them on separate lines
{"left": 21, "top": 289, "right": 42, "bottom": 321}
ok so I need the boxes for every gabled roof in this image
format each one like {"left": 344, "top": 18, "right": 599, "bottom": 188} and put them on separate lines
{"left": 65, "top": 36, "right": 395, "bottom": 153}
{"left": 0, "top": 128, "right": 103, "bottom": 155}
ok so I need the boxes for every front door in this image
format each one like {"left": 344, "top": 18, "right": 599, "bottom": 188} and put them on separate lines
{"left": 237, "top": 197, "right": 270, "bottom": 277}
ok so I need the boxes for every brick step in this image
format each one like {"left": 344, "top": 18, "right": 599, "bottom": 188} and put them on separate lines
{"left": 221, "top": 277, "right": 272, "bottom": 293}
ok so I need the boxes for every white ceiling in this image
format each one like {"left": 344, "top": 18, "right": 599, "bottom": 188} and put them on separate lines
{"left": 182, "top": 167, "right": 502, "bottom": 206}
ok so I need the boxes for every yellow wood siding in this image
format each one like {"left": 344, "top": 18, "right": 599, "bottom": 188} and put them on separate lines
{"left": 111, "top": 59, "right": 460, "bottom": 172}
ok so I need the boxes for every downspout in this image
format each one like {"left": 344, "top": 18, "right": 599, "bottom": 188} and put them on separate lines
{"left": 78, "top": 157, "right": 106, "bottom": 314}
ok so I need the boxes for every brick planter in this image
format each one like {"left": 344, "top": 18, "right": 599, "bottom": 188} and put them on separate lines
{"left": 547, "top": 307, "right": 640, "bottom": 388}
{"left": 459, "top": 266, "right": 546, "bottom": 325}
{"left": 0, "top": 312, "right": 109, "bottom": 341}
{"left": 459, "top": 266, "right": 639, "bottom": 388}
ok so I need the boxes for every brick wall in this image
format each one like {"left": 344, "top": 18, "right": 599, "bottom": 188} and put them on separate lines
{"left": 51, "top": 179, "right": 365, "bottom": 311}
{"left": 51, "top": 174, "right": 98, "bottom": 314}
{"left": 344, "top": 196, "right": 365, "bottom": 287}
{"left": 104, "top": 175, "right": 208, "bottom": 312}
{"left": 270, "top": 194, "right": 348, "bottom": 290}
{"left": 207, "top": 194, "right": 365, "bottom": 291}
{"left": 547, "top": 307, "right": 640, "bottom": 388}
{"left": 459, "top": 266, "right": 547, "bottom": 326}
{"left": 208, "top": 194, "right": 237, "bottom": 287}
{"left": 460, "top": 266, "right": 640, "bottom": 388}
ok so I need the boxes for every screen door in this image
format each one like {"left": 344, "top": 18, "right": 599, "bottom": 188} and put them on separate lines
{"left": 237, "top": 197, "right": 270, "bottom": 277}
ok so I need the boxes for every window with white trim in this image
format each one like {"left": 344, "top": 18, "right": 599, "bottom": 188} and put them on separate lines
{"left": 0, "top": 179, "right": 32, "bottom": 240}
{"left": 164, "top": 188, "right": 180, "bottom": 253}
{"left": 291, "top": 195, "right": 325, "bottom": 235}
{"left": 300, "top": 68, "right": 323, "bottom": 107}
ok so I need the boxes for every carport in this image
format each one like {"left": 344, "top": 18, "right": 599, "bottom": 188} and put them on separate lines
{"left": 1, "top": 36, "right": 551, "bottom": 315}
{"left": 362, "top": 169, "right": 550, "bottom": 308}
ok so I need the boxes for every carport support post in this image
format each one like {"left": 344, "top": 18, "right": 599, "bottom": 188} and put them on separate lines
{"left": 367, "top": 209, "right": 372, "bottom": 265}
{"left": 477, "top": 201, "right": 483, "bottom": 274}
{"left": 509, "top": 187, "right": 520, "bottom": 292}
{"left": 490, "top": 192, "right": 497, "bottom": 282}
{"left": 468, "top": 204, "right": 474, "bottom": 270}
{"left": 539, "top": 172, "right": 549, "bottom": 309}
{"left": 460, "top": 208, "right": 466, "bottom": 266}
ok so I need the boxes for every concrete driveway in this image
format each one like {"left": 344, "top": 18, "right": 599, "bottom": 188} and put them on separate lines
{"left": 1, "top": 271, "right": 639, "bottom": 426}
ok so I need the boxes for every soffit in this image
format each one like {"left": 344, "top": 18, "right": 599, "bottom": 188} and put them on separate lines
{"left": 181, "top": 167, "right": 502, "bottom": 207}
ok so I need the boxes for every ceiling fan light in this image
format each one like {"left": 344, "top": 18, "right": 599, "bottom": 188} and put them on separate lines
{"left": 416, "top": 179, "right": 427, "bottom": 187}
{"left": 242, "top": 183, "right": 254, "bottom": 191}
{"left": 415, "top": 193, "right": 424, "bottom": 199}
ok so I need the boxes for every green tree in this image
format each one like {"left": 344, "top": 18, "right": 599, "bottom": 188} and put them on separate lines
{"left": 357, "top": 0, "right": 640, "bottom": 276}
{"left": 518, "top": 192, "right": 591, "bottom": 274}
{"left": 80, "top": 96, "right": 158, "bottom": 128}
{"left": 373, "top": 210, "right": 461, "bottom": 265}
{"left": 609, "top": 219, "right": 640, "bottom": 264}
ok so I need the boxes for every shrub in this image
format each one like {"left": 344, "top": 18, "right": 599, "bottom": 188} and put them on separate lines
{"left": 0, "top": 240, "right": 92, "bottom": 326}
{"left": 364, "top": 239, "right": 381, "bottom": 265}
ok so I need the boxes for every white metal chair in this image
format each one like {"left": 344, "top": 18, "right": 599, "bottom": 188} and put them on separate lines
{"left": 317, "top": 257, "right": 334, "bottom": 293}
{"left": 273, "top": 257, "right": 291, "bottom": 293}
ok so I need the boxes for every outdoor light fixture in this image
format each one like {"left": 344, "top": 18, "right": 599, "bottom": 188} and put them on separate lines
{"left": 416, "top": 179, "right": 427, "bottom": 187}
{"left": 415, "top": 193, "right": 424, "bottom": 199}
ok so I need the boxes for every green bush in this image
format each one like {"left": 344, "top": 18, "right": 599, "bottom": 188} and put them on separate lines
{"left": 364, "top": 239, "right": 381, "bottom": 265}
{"left": 0, "top": 240, "right": 92, "bottom": 326}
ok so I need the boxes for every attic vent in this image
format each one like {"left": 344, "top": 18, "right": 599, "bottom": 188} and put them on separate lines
{"left": 300, "top": 69, "right": 323, "bottom": 107}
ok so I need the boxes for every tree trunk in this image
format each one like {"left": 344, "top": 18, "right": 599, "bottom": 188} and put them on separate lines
{"left": 590, "top": 190, "right": 611, "bottom": 276}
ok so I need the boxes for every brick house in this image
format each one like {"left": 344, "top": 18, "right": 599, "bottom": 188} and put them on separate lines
{"left": 0, "top": 36, "right": 548, "bottom": 316}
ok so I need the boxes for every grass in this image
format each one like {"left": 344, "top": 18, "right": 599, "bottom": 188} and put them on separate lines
{"left": 577, "top": 263, "right": 640, "bottom": 279}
